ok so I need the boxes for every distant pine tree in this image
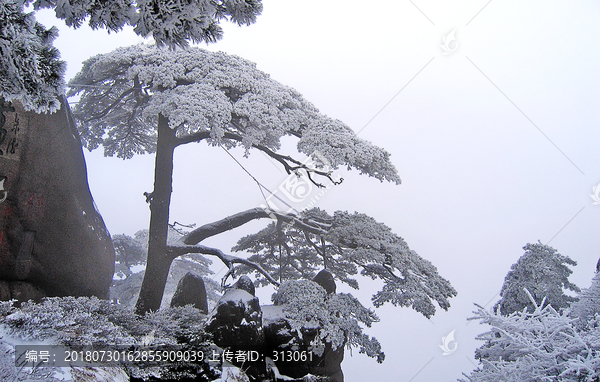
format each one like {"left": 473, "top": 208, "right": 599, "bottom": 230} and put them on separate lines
{"left": 462, "top": 290, "right": 600, "bottom": 381}
{"left": 494, "top": 242, "right": 579, "bottom": 315}
{"left": 110, "top": 228, "right": 218, "bottom": 308}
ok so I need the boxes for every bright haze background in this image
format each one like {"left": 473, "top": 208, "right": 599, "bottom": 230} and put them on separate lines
{"left": 35, "top": 0, "right": 600, "bottom": 380}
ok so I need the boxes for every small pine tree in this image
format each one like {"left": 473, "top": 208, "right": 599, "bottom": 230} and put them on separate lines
{"left": 272, "top": 280, "right": 385, "bottom": 363}
{"left": 494, "top": 242, "right": 580, "bottom": 316}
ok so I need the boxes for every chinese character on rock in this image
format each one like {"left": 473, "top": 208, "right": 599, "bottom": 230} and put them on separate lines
{"left": 0, "top": 98, "right": 15, "bottom": 157}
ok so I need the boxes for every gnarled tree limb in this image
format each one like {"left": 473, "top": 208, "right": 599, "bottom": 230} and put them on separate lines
{"left": 166, "top": 244, "right": 280, "bottom": 287}
{"left": 175, "top": 130, "right": 343, "bottom": 188}
{"left": 182, "top": 207, "right": 330, "bottom": 245}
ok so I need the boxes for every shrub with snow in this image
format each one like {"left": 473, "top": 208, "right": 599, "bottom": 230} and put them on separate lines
{"left": 461, "top": 290, "right": 600, "bottom": 381}
{"left": 273, "top": 280, "right": 384, "bottom": 363}
{"left": 0, "top": 297, "right": 218, "bottom": 380}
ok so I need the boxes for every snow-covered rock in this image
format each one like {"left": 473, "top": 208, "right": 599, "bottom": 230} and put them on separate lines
{"left": 207, "top": 286, "right": 263, "bottom": 347}
{"left": 206, "top": 283, "right": 266, "bottom": 380}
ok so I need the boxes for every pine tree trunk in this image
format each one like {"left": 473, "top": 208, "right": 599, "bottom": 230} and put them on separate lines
{"left": 135, "top": 114, "right": 176, "bottom": 315}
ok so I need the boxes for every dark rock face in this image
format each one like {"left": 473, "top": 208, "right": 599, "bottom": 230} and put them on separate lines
{"left": 206, "top": 276, "right": 344, "bottom": 382}
{"left": 234, "top": 275, "right": 255, "bottom": 296}
{"left": 263, "top": 308, "right": 343, "bottom": 382}
{"left": 207, "top": 288, "right": 264, "bottom": 348}
{"left": 313, "top": 269, "right": 336, "bottom": 294}
{"left": 206, "top": 285, "right": 266, "bottom": 381}
{"left": 0, "top": 98, "right": 114, "bottom": 301}
{"left": 170, "top": 272, "right": 208, "bottom": 313}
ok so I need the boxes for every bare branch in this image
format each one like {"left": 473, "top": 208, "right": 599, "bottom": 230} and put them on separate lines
{"left": 166, "top": 244, "right": 280, "bottom": 287}
{"left": 182, "top": 207, "right": 329, "bottom": 245}
{"left": 175, "top": 129, "right": 343, "bottom": 188}
{"left": 174, "top": 130, "right": 211, "bottom": 145}
{"left": 82, "top": 85, "right": 136, "bottom": 123}
{"left": 304, "top": 230, "right": 325, "bottom": 258}
{"left": 167, "top": 221, "right": 196, "bottom": 235}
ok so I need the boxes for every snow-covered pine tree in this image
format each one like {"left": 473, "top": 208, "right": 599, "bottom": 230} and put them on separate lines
{"left": 462, "top": 270, "right": 600, "bottom": 382}
{"left": 2, "top": 0, "right": 261, "bottom": 112}
{"left": 272, "top": 279, "right": 385, "bottom": 363}
{"left": 174, "top": 208, "right": 456, "bottom": 364}
{"left": 461, "top": 291, "right": 600, "bottom": 382}
{"left": 234, "top": 208, "right": 457, "bottom": 319}
{"left": 494, "top": 242, "right": 580, "bottom": 316}
{"left": 67, "top": 44, "right": 402, "bottom": 314}
{"left": 0, "top": 0, "right": 65, "bottom": 112}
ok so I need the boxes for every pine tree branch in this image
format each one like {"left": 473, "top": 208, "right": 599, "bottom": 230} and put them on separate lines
{"left": 81, "top": 84, "right": 137, "bottom": 123}
{"left": 304, "top": 230, "right": 325, "bottom": 258}
{"left": 182, "top": 207, "right": 329, "bottom": 245}
{"left": 175, "top": 129, "right": 343, "bottom": 188}
{"left": 174, "top": 130, "right": 211, "bottom": 145}
{"left": 166, "top": 244, "right": 280, "bottom": 287}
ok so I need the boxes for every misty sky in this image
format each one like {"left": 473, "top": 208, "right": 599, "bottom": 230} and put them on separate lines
{"left": 34, "top": 0, "right": 600, "bottom": 380}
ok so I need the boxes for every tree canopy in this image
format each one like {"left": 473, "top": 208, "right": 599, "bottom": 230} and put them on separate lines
{"left": 494, "top": 242, "right": 579, "bottom": 316}
{"left": 233, "top": 208, "right": 457, "bottom": 318}
{"left": 0, "top": 0, "right": 65, "bottom": 112}
{"left": 1, "top": 0, "right": 262, "bottom": 112}
{"left": 24, "top": 0, "right": 262, "bottom": 47}
{"left": 68, "top": 44, "right": 401, "bottom": 185}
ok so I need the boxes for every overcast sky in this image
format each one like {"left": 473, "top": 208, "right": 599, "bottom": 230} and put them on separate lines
{"left": 35, "top": 1, "right": 600, "bottom": 380}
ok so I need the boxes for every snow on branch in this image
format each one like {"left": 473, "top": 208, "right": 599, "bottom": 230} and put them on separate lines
{"left": 174, "top": 207, "right": 333, "bottom": 287}
{"left": 461, "top": 295, "right": 600, "bottom": 382}
{"left": 25, "top": 0, "right": 262, "bottom": 48}
{"left": 182, "top": 207, "right": 330, "bottom": 246}
{"left": 1, "top": 1, "right": 65, "bottom": 113}
{"left": 233, "top": 208, "right": 457, "bottom": 318}
{"left": 176, "top": 130, "right": 342, "bottom": 188}
{"left": 68, "top": 45, "right": 401, "bottom": 185}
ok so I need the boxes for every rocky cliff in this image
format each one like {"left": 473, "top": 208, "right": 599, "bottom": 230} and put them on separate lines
{"left": 0, "top": 97, "right": 114, "bottom": 302}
